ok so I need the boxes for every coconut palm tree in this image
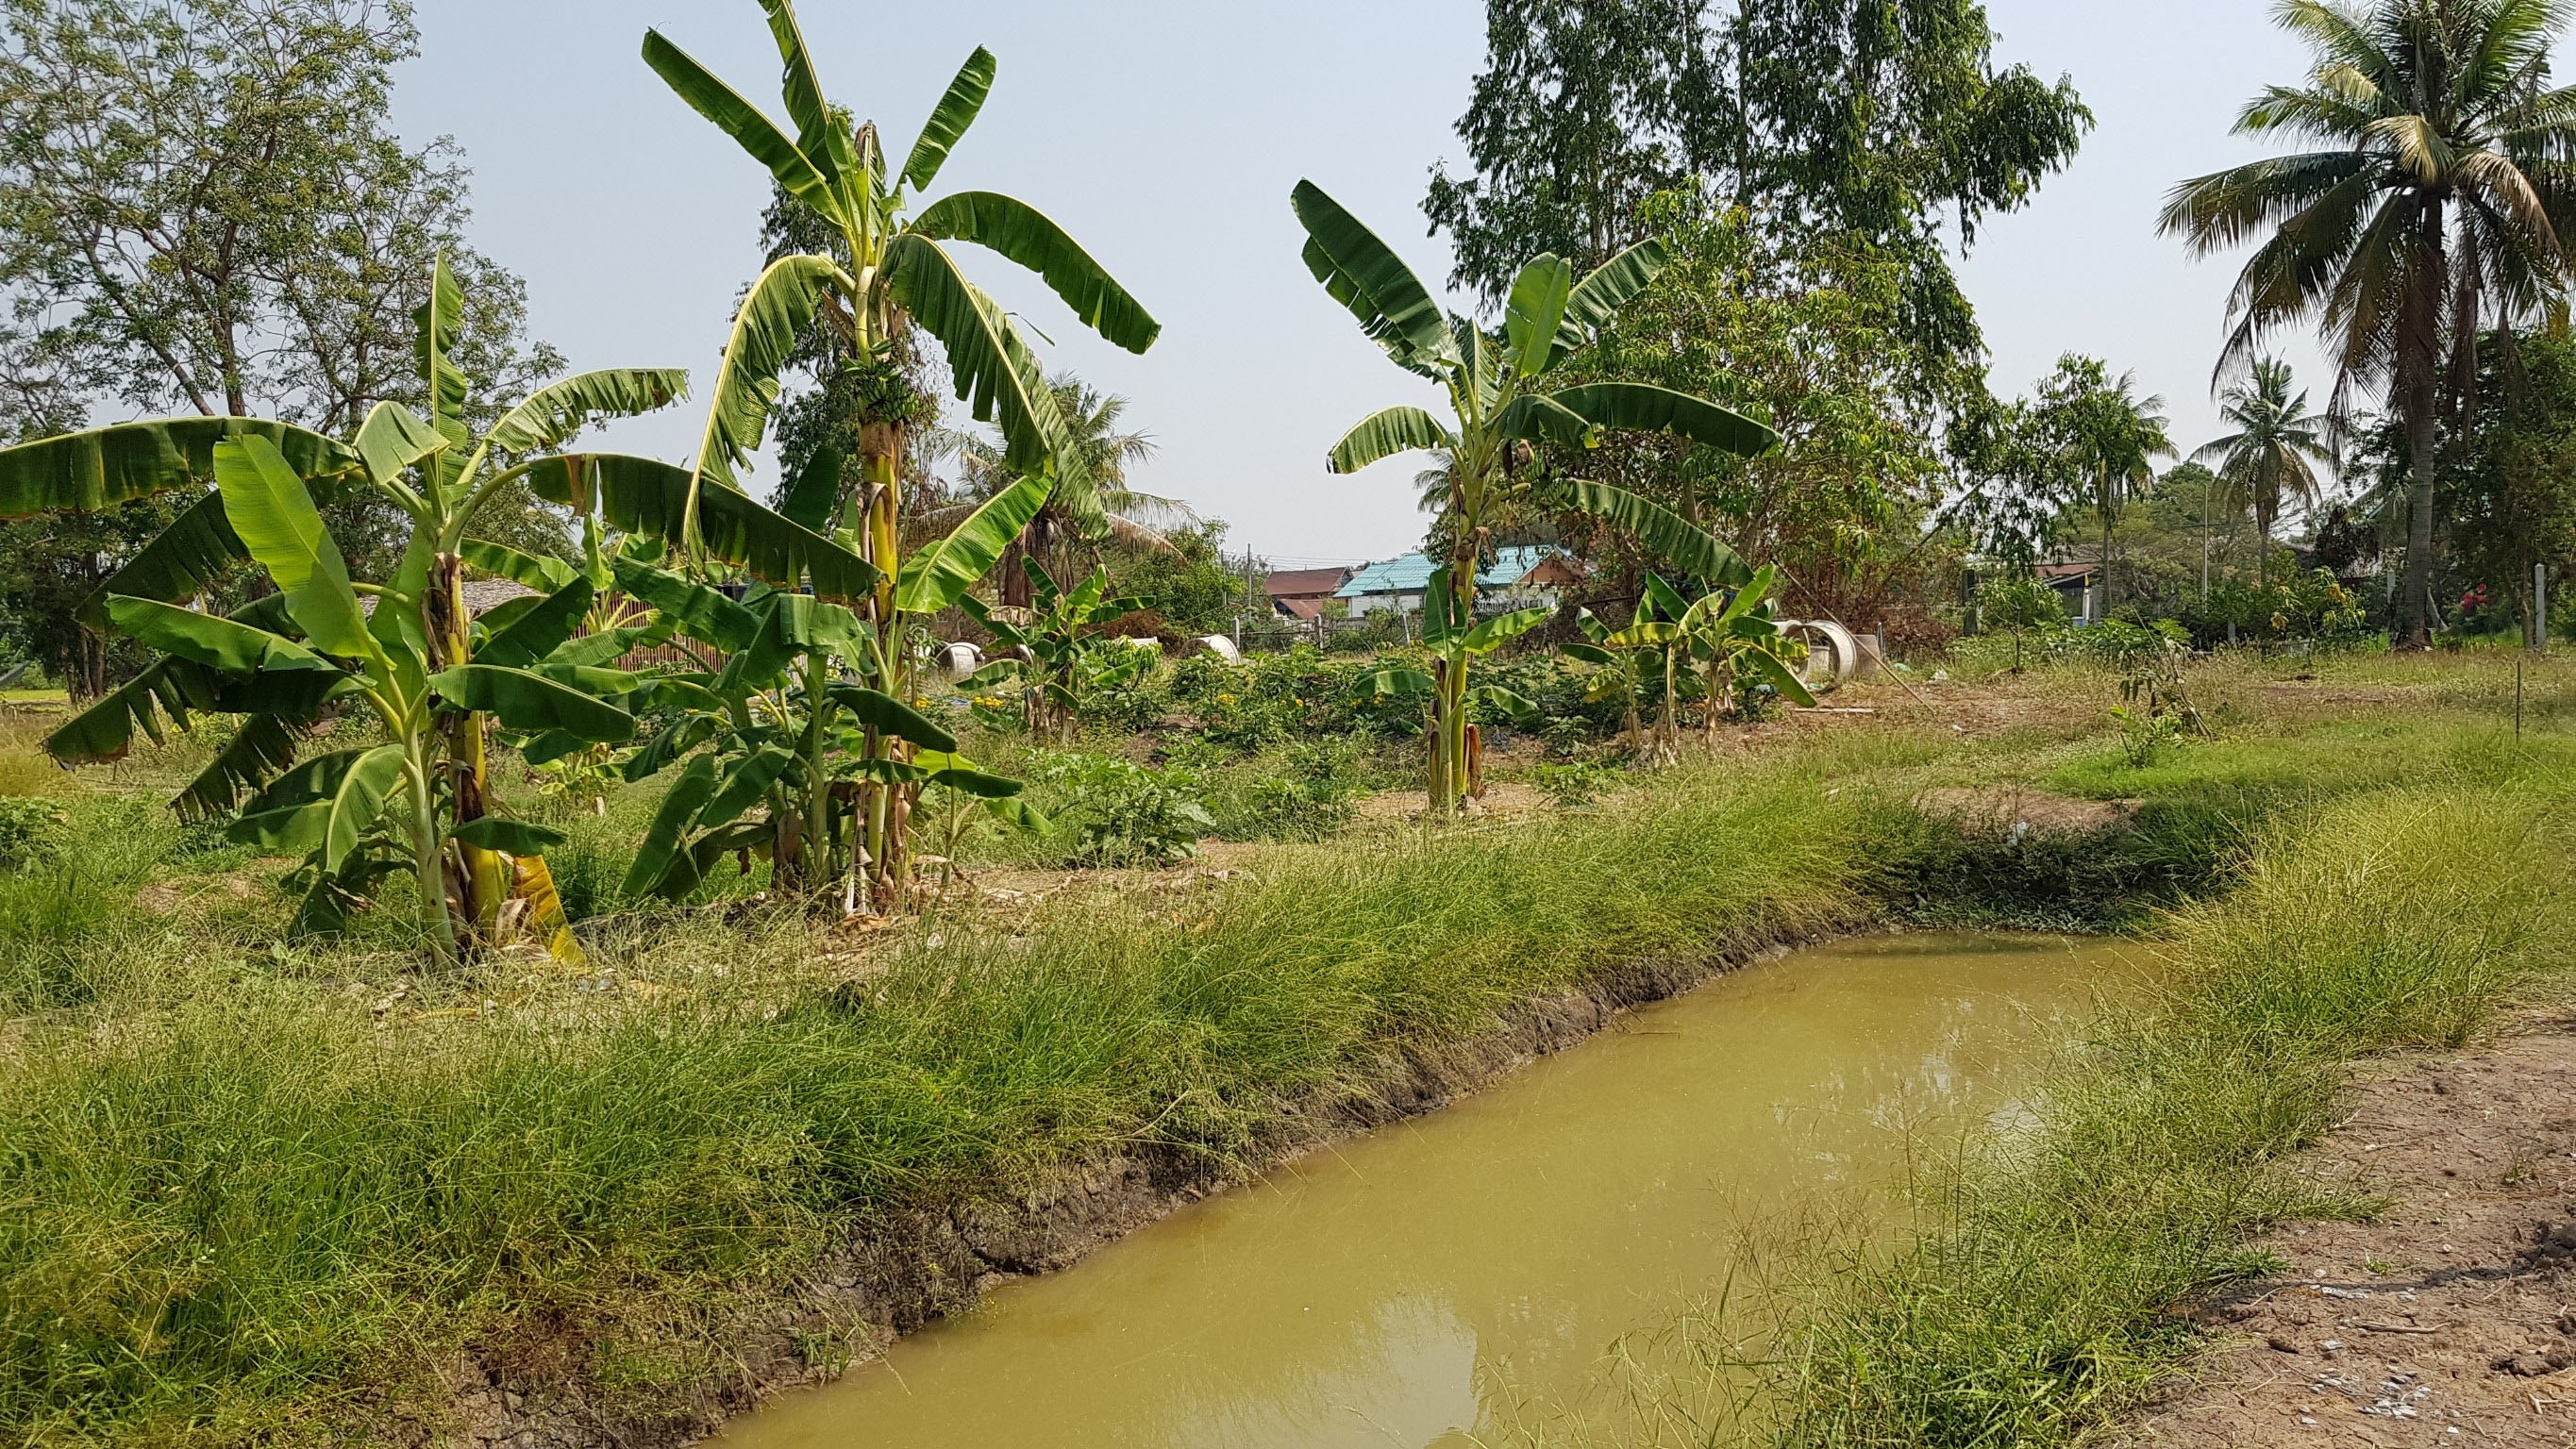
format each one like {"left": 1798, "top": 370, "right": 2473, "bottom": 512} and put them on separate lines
{"left": 933, "top": 373, "right": 1194, "bottom": 608}
{"left": 2160, "top": 0, "right": 2576, "bottom": 646}
{"left": 2036, "top": 356, "right": 2175, "bottom": 615}
{"left": 2194, "top": 358, "right": 2335, "bottom": 578}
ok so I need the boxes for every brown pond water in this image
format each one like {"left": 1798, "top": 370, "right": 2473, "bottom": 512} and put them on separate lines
{"left": 717, "top": 932, "right": 2146, "bottom": 1449}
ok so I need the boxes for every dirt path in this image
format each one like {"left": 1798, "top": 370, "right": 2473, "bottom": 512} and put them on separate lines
{"left": 2132, "top": 1016, "right": 2576, "bottom": 1448}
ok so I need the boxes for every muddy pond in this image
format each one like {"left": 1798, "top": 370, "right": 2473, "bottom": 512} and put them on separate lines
{"left": 717, "top": 932, "right": 2147, "bottom": 1449}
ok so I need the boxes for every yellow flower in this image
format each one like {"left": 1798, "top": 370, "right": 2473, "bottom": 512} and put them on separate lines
{"left": 1217, "top": 692, "right": 1237, "bottom": 706}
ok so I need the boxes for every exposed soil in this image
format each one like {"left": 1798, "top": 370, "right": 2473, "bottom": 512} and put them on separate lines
{"left": 2132, "top": 1015, "right": 2576, "bottom": 1448}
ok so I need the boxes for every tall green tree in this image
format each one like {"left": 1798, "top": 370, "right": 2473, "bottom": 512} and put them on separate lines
{"left": 2160, "top": 0, "right": 2576, "bottom": 646}
{"left": 643, "top": 0, "right": 1156, "bottom": 908}
{"left": 1551, "top": 196, "right": 1968, "bottom": 624}
{"left": 0, "top": 0, "right": 572, "bottom": 689}
{"left": 2034, "top": 356, "right": 2175, "bottom": 614}
{"left": 1427, "top": 0, "right": 2089, "bottom": 403}
{"left": 1296, "top": 182, "right": 1776, "bottom": 812}
{"left": 2193, "top": 358, "right": 2333, "bottom": 576}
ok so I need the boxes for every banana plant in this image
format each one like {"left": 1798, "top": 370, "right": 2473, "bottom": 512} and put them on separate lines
{"left": 1295, "top": 181, "right": 1778, "bottom": 812}
{"left": 97, "top": 436, "right": 641, "bottom": 961}
{"left": 609, "top": 556, "right": 1023, "bottom": 908}
{"left": 1355, "top": 569, "right": 1550, "bottom": 794}
{"left": 1677, "top": 564, "right": 1815, "bottom": 741}
{"left": 642, "top": 0, "right": 1157, "bottom": 908}
{"left": 958, "top": 557, "right": 1154, "bottom": 741}
{"left": 0, "top": 258, "right": 725, "bottom": 961}
{"left": 1565, "top": 600, "right": 1664, "bottom": 758}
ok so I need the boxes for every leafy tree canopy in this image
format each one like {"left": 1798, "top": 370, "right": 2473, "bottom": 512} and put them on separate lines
{"left": 0, "top": 0, "right": 574, "bottom": 687}
{"left": 1425, "top": 0, "right": 2089, "bottom": 398}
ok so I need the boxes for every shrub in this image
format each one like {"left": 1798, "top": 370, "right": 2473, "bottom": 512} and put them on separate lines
{"left": 0, "top": 796, "right": 67, "bottom": 872}
{"left": 1028, "top": 750, "right": 1214, "bottom": 865}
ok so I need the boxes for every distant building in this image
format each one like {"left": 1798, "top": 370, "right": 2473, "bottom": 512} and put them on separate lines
{"left": 1264, "top": 566, "right": 1353, "bottom": 621}
{"left": 1335, "top": 547, "right": 1579, "bottom": 617}
{"left": 2037, "top": 561, "right": 2099, "bottom": 624}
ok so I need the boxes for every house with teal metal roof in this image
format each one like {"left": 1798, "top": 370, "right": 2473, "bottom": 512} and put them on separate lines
{"left": 1335, "top": 547, "right": 1578, "bottom": 616}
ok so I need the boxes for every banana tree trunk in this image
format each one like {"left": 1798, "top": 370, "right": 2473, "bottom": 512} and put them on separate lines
{"left": 428, "top": 551, "right": 507, "bottom": 944}
{"left": 856, "top": 425, "right": 912, "bottom": 911}
{"left": 402, "top": 746, "right": 460, "bottom": 970}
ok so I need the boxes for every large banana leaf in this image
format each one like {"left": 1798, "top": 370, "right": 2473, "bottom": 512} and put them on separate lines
{"left": 174, "top": 713, "right": 308, "bottom": 824}
{"left": 1554, "top": 239, "right": 1668, "bottom": 362}
{"left": 727, "top": 593, "right": 870, "bottom": 684}
{"left": 828, "top": 684, "right": 958, "bottom": 752}
{"left": 895, "top": 471, "right": 1053, "bottom": 615}
{"left": 485, "top": 369, "right": 690, "bottom": 458}
{"left": 75, "top": 490, "right": 239, "bottom": 625}
{"left": 903, "top": 47, "right": 996, "bottom": 191}
{"left": 451, "top": 817, "right": 570, "bottom": 856}
{"left": 1743, "top": 647, "right": 1818, "bottom": 709}
{"left": 1290, "top": 181, "right": 1458, "bottom": 378}
{"left": 756, "top": 0, "right": 852, "bottom": 199}
{"left": 525, "top": 453, "right": 879, "bottom": 601}
{"left": 1354, "top": 665, "right": 1436, "bottom": 701}
{"left": 509, "top": 853, "right": 585, "bottom": 965}
{"left": 611, "top": 556, "right": 761, "bottom": 651}
{"left": 215, "top": 437, "right": 377, "bottom": 659}
{"left": 353, "top": 402, "right": 448, "bottom": 490}
{"left": 1566, "top": 480, "right": 1753, "bottom": 588}
{"left": 1325, "top": 407, "right": 1454, "bottom": 474}
{"left": 427, "top": 664, "right": 633, "bottom": 742}
{"left": 698, "top": 744, "right": 797, "bottom": 831}
{"left": 777, "top": 448, "right": 842, "bottom": 533}
{"left": 228, "top": 744, "right": 407, "bottom": 871}
{"left": 0, "top": 417, "right": 360, "bottom": 519}
{"left": 475, "top": 579, "right": 594, "bottom": 670}
{"left": 1503, "top": 254, "right": 1574, "bottom": 378}
{"left": 1463, "top": 607, "right": 1552, "bottom": 655}
{"left": 104, "top": 596, "right": 336, "bottom": 675}
{"left": 460, "top": 538, "right": 579, "bottom": 592}
{"left": 1548, "top": 383, "right": 1778, "bottom": 458}
{"left": 642, "top": 29, "right": 841, "bottom": 223}
{"left": 46, "top": 660, "right": 206, "bottom": 763}
{"left": 912, "top": 192, "right": 1160, "bottom": 354}
{"left": 625, "top": 753, "right": 722, "bottom": 899}
{"left": 699, "top": 256, "right": 845, "bottom": 495}
{"left": 1496, "top": 394, "right": 1598, "bottom": 450}
{"left": 415, "top": 259, "right": 473, "bottom": 489}
{"left": 881, "top": 235, "right": 1066, "bottom": 475}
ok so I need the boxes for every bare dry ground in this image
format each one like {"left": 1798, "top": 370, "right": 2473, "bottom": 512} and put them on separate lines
{"left": 2133, "top": 1016, "right": 2576, "bottom": 1448}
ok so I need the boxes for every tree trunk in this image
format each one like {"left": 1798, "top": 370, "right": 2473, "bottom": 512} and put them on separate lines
{"left": 2398, "top": 365, "right": 2439, "bottom": 648}
{"left": 856, "top": 422, "right": 911, "bottom": 909}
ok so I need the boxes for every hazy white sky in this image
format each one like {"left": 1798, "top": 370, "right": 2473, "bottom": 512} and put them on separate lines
{"left": 393, "top": 1, "right": 2337, "bottom": 567}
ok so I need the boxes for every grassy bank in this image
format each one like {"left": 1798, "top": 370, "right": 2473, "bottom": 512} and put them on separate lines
{"left": 1766, "top": 754, "right": 2576, "bottom": 1448}
{"left": 1, "top": 663, "right": 2565, "bottom": 1446}
{"left": 5, "top": 746, "right": 1903, "bottom": 1445}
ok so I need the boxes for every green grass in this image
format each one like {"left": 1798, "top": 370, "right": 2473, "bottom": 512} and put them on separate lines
{"left": 2, "top": 665, "right": 2570, "bottom": 1446}
{"left": 1764, "top": 758, "right": 2576, "bottom": 1449}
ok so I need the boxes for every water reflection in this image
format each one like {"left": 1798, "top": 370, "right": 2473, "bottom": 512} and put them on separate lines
{"left": 720, "top": 934, "right": 2137, "bottom": 1449}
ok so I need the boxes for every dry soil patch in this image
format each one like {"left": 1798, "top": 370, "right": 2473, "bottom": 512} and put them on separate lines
{"left": 2132, "top": 1018, "right": 2576, "bottom": 1448}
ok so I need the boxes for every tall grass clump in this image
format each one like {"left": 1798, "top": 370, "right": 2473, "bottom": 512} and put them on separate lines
{"left": 1769, "top": 771, "right": 2576, "bottom": 1449}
